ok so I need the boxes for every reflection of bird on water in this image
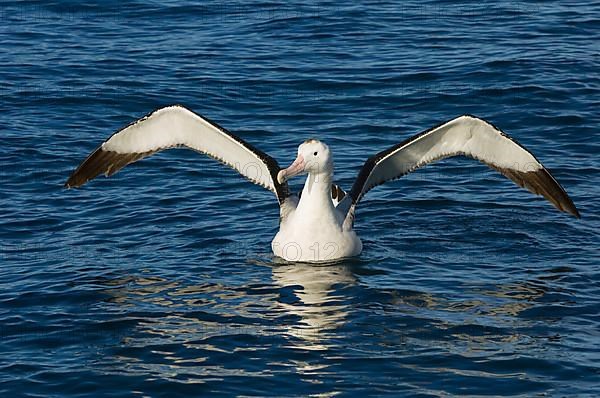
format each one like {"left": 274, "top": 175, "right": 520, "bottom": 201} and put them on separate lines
{"left": 100, "top": 261, "right": 359, "bottom": 352}
{"left": 270, "top": 261, "right": 357, "bottom": 350}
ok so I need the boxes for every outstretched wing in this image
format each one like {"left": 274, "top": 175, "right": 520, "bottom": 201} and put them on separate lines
{"left": 65, "top": 105, "right": 290, "bottom": 204}
{"left": 341, "top": 115, "right": 579, "bottom": 224}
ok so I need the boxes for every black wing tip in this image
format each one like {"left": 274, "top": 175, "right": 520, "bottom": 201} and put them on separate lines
{"left": 536, "top": 168, "right": 581, "bottom": 219}
{"left": 572, "top": 208, "right": 582, "bottom": 219}
{"left": 64, "top": 173, "right": 88, "bottom": 189}
{"left": 499, "top": 166, "right": 581, "bottom": 220}
{"left": 63, "top": 147, "right": 123, "bottom": 190}
{"left": 64, "top": 172, "right": 89, "bottom": 189}
{"left": 556, "top": 193, "right": 581, "bottom": 219}
{"left": 564, "top": 201, "right": 581, "bottom": 219}
{"left": 64, "top": 167, "right": 84, "bottom": 189}
{"left": 64, "top": 166, "right": 90, "bottom": 188}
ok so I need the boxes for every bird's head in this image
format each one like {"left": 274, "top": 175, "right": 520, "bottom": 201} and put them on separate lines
{"left": 277, "top": 139, "right": 333, "bottom": 184}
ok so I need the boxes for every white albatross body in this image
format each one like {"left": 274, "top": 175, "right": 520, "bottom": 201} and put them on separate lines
{"left": 65, "top": 105, "right": 580, "bottom": 262}
{"left": 272, "top": 152, "right": 363, "bottom": 261}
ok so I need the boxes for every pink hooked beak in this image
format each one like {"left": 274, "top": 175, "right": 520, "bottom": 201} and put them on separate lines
{"left": 277, "top": 154, "right": 305, "bottom": 184}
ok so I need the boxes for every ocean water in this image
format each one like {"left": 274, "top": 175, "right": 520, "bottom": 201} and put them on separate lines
{"left": 1, "top": 1, "right": 599, "bottom": 396}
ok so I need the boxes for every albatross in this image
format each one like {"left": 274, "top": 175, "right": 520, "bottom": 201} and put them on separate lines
{"left": 65, "top": 105, "right": 580, "bottom": 262}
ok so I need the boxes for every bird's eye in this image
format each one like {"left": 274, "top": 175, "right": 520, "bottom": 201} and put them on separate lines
{"left": 313, "top": 151, "right": 318, "bottom": 156}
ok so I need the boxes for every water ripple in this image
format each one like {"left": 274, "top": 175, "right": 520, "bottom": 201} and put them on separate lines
{"left": 1, "top": 0, "right": 599, "bottom": 397}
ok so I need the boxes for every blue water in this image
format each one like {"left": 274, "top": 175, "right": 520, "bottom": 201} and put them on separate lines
{"left": 1, "top": 1, "right": 599, "bottom": 396}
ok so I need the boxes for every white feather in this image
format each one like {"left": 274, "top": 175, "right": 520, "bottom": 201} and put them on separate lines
{"left": 357, "top": 115, "right": 543, "bottom": 201}
{"left": 101, "top": 105, "right": 276, "bottom": 191}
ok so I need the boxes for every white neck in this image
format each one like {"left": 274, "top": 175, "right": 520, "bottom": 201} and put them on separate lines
{"left": 296, "top": 169, "right": 335, "bottom": 218}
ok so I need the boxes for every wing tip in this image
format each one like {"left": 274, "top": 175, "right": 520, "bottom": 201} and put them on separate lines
{"left": 535, "top": 168, "right": 581, "bottom": 219}
{"left": 564, "top": 202, "right": 581, "bottom": 219}
{"left": 64, "top": 173, "right": 86, "bottom": 189}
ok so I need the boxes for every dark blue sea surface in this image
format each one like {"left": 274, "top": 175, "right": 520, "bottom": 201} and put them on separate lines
{"left": 1, "top": 1, "right": 599, "bottom": 396}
